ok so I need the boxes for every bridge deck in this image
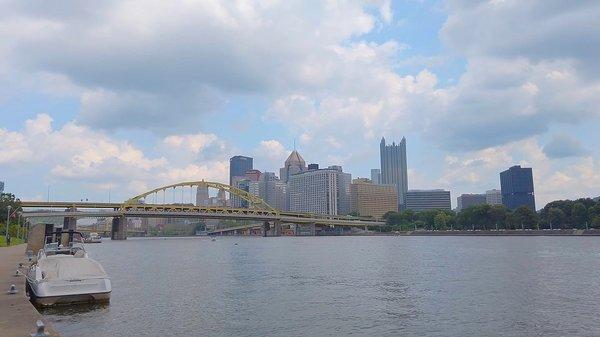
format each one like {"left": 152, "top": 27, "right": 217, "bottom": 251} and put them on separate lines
{"left": 20, "top": 201, "right": 385, "bottom": 227}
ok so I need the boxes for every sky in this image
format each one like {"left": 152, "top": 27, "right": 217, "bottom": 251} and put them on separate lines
{"left": 0, "top": 0, "right": 599, "bottom": 209}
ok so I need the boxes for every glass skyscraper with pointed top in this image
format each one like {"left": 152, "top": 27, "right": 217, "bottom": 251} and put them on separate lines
{"left": 380, "top": 137, "right": 408, "bottom": 209}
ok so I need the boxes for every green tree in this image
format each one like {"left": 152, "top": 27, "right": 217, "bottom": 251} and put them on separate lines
{"left": 512, "top": 206, "right": 538, "bottom": 229}
{"left": 589, "top": 204, "right": 600, "bottom": 229}
{"left": 592, "top": 216, "right": 600, "bottom": 228}
{"left": 571, "top": 202, "right": 588, "bottom": 229}
{"left": 0, "top": 193, "right": 22, "bottom": 235}
{"left": 433, "top": 211, "right": 449, "bottom": 230}
{"left": 547, "top": 207, "right": 566, "bottom": 229}
{"left": 400, "top": 210, "right": 416, "bottom": 223}
{"left": 489, "top": 205, "right": 509, "bottom": 230}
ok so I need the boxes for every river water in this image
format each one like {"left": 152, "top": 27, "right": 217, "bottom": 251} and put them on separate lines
{"left": 41, "top": 236, "right": 600, "bottom": 336}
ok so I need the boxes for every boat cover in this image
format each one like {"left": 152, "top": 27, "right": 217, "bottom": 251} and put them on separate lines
{"left": 38, "top": 256, "right": 108, "bottom": 281}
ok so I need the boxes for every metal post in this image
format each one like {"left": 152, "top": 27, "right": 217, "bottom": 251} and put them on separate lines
{"left": 5, "top": 205, "right": 10, "bottom": 245}
{"left": 31, "top": 320, "right": 49, "bottom": 337}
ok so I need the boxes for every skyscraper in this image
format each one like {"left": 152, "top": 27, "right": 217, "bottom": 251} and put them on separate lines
{"left": 232, "top": 169, "right": 261, "bottom": 208}
{"left": 370, "top": 169, "right": 381, "bottom": 184}
{"left": 279, "top": 150, "right": 307, "bottom": 183}
{"left": 229, "top": 156, "right": 253, "bottom": 185}
{"left": 0, "top": 181, "right": 4, "bottom": 194}
{"left": 248, "top": 172, "right": 287, "bottom": 210}
{"left": 380, "top": 137, "right": 408, "bottom": 209}
{"left": 195, "top": 185, "right": 209, "bottom": 206}
{"left": 288, "top": 166, "right": 351, "bottom": 215}
{"left": 500, "top": 165, "right": 535, "bottom": 211}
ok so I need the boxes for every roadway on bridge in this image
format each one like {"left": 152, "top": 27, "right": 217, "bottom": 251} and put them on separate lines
{"left": 20, "top": 202, "right": 386, "bottom": 227}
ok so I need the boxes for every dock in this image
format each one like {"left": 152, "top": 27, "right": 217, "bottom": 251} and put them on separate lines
{"left": 0, "top": 244, "right": 60, "bottom": 337}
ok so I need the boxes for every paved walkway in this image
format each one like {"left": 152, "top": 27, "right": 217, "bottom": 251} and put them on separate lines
{"left": 0, "top": 244, "right": 60, "bottom": 337}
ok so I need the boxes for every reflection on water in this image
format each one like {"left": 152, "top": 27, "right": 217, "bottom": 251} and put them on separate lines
{"left": 43, "top": 236, "right": 600, "bottom": 337}
{"left": 38, "top": 302, "right": 109, "bottom": 316}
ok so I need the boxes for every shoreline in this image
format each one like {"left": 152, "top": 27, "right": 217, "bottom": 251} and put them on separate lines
{"left": 390, "top": 229, "right": 600, "bottom": 236}
{"left": 0, "top": 244, "right": 61, "bottom": 337}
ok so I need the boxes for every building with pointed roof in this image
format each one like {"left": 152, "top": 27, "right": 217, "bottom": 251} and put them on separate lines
{"left": 380, "top": 137, "right": 408, "bottom": 209}
{"left": 279, "top": 150, "right": 307, "bottom": 183}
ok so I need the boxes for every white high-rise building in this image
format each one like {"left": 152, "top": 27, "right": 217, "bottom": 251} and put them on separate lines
{"left": 288, "top": 166, "right": 351, "bottom": 215}
{"left": 486, "top": 189, "right": 503, "bottom": 206}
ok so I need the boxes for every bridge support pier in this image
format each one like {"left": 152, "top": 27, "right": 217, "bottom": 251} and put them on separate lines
{"left": 62, "top": 207, "right": 77, "bottom": 231}
{"left": 310, "top": 223, "right": 316, "bottom": 236}
{"left": 262, "top": 221, "right": 282, "bottom": 237}
{"left": 111, "top": 216, "right": 127, "bottom": 240}
{"left": 272, "top": 221, "right": 282, "bottom": 237}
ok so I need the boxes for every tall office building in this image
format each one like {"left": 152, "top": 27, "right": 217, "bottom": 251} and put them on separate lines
{"left": 232, "top": 169, "right": 261, "bottom": 208}
{"left": 380, "top": 137, "right": 408, "bottom": 209}
{"left": 457, "top": 194, "right": 486, "bottom": 211}
{"left": 248, "top": 172, "right": 287, "bottom": 210}
{"left": 350, "top": 178, "right": 397, "bottom": 219}
{"left": 370, "top": 169, "right": 381, "bottom": 184}
{"left": 195, "top": 185, "right": 209, "bottom": 206}
{"left": 229, "top": 156, "right": 253, "bottom": 185}
{"left": 0, "top": 181, "right": 4, "bottom": 194}
{"left": 288, "top": 166, "right": 351, "bottom": 215}
{"left": 405, "top": 189, "right": 451, "bottom": 212}
{"left": 280, "top": 150, "right": 307, "bottom": 183}
{"left": 485, "top": 189, "right": 502, "bottom": 206}
{"left": 500, "top": 165, "right": 535, "bottom": 211}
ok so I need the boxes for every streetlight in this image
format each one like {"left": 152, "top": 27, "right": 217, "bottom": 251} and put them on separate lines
{"left": 5, "top": 205, "right": 11, "bottom": 245}
{"left": 17, "top": 213, "right": 20, "bottom": 240}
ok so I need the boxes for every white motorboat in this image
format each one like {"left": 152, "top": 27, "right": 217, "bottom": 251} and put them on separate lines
{"left": 26, "top": 230, "right": 111, "bottom": 306}
{"left": 84, "top": 232, "right": 102, "bottom": 243}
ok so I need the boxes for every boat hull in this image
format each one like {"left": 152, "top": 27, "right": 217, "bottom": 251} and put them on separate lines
{"left": 30, "top": 290, "right": 111, "bottom": 306}
{"left": 27, "top": 277, "right": 112, "bottom": 306}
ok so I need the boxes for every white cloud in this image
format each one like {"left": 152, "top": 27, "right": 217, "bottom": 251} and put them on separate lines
{"left": 0, "top": 128, "right": 32, "bottom": 163}
{"left": 252, "top": 140, "right": 290, "bottom": 174}
{"left": 1, "top": 114, "right": 227, "bottom": 197}
{"left": 428, "top": 1, "right": 600, "bottom": 150}
{"left": 163, "top": 133, "right": 219, "bottom": 154}
{"left": 0, "top": 0, "right": 391, "bottom": 132}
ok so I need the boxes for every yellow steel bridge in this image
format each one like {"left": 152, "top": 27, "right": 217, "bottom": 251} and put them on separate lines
{"left": 20, "top": 181, "right": 385, "bottom": 238}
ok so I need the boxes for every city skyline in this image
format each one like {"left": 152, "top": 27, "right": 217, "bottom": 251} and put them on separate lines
{"left": 1, "top": 1, "right": 599, "bottom": 209}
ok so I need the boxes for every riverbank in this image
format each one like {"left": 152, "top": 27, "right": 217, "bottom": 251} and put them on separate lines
{"left": 0, "top": 244, "right": 60, "bottom": 337}
{"left": 395, "top": 229, "right": 600, "bottom": 236}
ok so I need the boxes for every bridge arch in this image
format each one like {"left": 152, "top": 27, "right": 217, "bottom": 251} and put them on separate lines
{"left": 121, "top": 180, "right": 278, "bottom": 213}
